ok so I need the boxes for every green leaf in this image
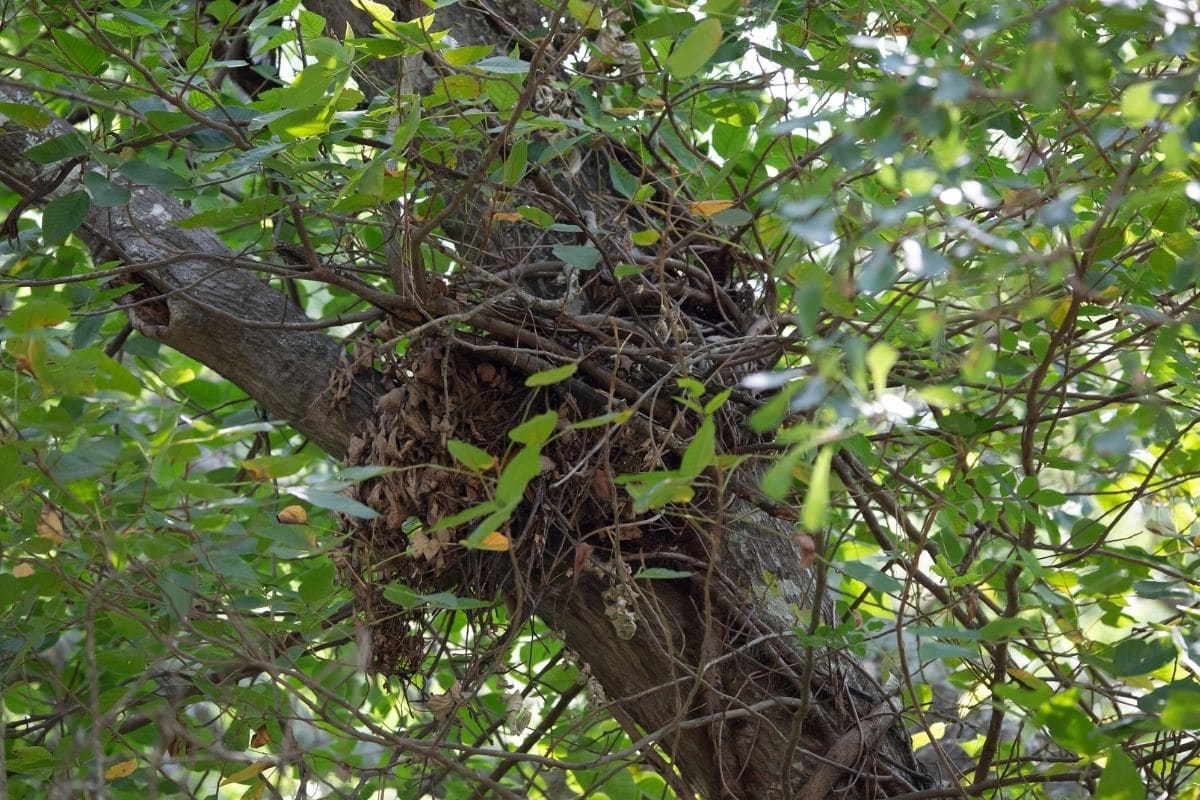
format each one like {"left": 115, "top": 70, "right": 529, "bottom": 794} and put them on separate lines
{"left": 667, "top": 18, "right": 723, "bottom": 79}
{"left": 609, "top": 159, "right": 639, "bottom": 199}
{"left": 287, "top": 487, "right": 379, "bottom": 518}
{"left": 679, "top": 416, "right": 715, "bottom": 477}
{"left": 42, "top": 190, "right": 91, "bottom": 246}
{"left": 175, "top": 196, "right": 283, "bottom": 228}
{"left": 710, "top": 207, "right": 752, "bottom": 226}
{"left": 298, "top": 562, "right": 336, "bottom": 604}
{"left": 866, "top": 342, "right": 898, "bottom": 394}
{"left": 1110, "top": 638, "right": 1175, "bottom": 677}
{"left": 50, "top": 29, "right": 107, "bottom": 74}
{"left": 383, "top": 583, "right": 492, "bottom": 610}
{"left": 801, "top": 446, "right": 834, "bottom": 531}
{"left": 429, "top": 500, "right": 500, "bottom": 532}
{"left": 442, "top": 44, "right": 495, "bottom": 66}
{"left": 185, "top": 42, "right": 211, "bottom": 71}
{"left": 75, "top": 349, "right": 141, "bottom": 395}
{"left": 632, "top": 11, "right": 696, "bottom": 41}
{"left": 569, "top": 409, "right": 633, "bottom": 430}
{"left": 9, "top": 746, "right": 54, "bottom": 775}
{"left": 269, "top": 104, "right": 336, "bottom": 138}
{"left": 508, "top": 411, "right": 558, "bottom": 445}
{"left": 1161, "top": 687, "right": 1200, "bottom": 730}
{"left": 494, "top": 446, "right": 542, "bottom": 503}
{"left": 118, "top": 160, "right": 188, "bottom": 191}
{"left": 1035, "top": 690, "right": 1112, "bottom": 756}
{"left": 0, "top": 101, "right": 52, "bottom": 129}
{"left": 82, "top": 171, "right": 132, "bottom": 208}
{"left": 1120, "top": 82, "right": 1158, "bottom": 127}
{"left": 24, "top": 133, "right": 85, "bottom": 169}
{"left": 242, "top": 454, "right": 310, "bottom": 479}
{"left": 618, "top": 471, "right": 694, "bottom": 512}
{"left": 552, "top": 244, "right": 601, "bottom": 270}
{"left": 392, "top": 98, "right": 422, "bottom": 150}
{"left": 351, "top": 0, "right": 398, "bottom": 32}
{"left": 517, "top": 206, "right": 555, "bottom": 227}
{"left": 1094, "top": 748, "right": 1146, "bottom": 800}
{"left": 840, "top": 561, "right": 903, "bottom": 594}
{"left": 634, "top": 567, "right": 693, "bottom": 580}
{"left": 474, "top": 56, "right": 530, "bottom": 74}
{"left": 761, "top": 448, "right": 801, "bottom": 500}
{"left": 501, "top": 138, "right": 528, "bottom": 185}
{"left": 447, "top": 439, "right": 496, "bottom": 471}
{"left": 6, "top": 298, "right": 69, "bottom": 333}
{"left": 1030, "top": 489, "right": 1067, "bottom": 506}
{"left": 567, "top": 0, "right": 602, "bottom": 29}
{"left": 526, "top": 363, "right": 577, "bottom": 387}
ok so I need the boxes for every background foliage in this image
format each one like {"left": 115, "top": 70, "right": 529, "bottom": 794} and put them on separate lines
{"left": 2, "top": 0, "right": 1200, "bottom": 797}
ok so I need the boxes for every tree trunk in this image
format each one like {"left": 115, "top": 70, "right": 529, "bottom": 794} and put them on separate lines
{"left": 0, "top": 2, "right": 935, "bottom": 795}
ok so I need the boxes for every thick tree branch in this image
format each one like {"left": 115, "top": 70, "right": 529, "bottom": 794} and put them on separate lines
{"left": 0, "top": 88, "right": 380, "bottom": 457}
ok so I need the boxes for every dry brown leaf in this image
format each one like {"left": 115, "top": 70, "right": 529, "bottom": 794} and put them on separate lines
{"left": 410, "top": 530, "right": 445, "bottom": 560}
{"left": 689, "top": 200, "right": 735, "bottom": 217}
{"left": 250, "top": 725, "right": 271, "bottom": 747}
{"left": 490, "top": 211, "right": 522, "bottom": 223}
{"left": 793, "top": 531, "right": 816, "bottom": 568}
{"left": 425, "top": 680, "right": 466, "bottom": 721}
{"left": 276, "top": 505, "right": 307, "bottom": 525}
{"left": 12, "top": 563, "right": 34, "bottom": 578}
{"left": 37, "top": 505, "right": 64, "bottom": 544}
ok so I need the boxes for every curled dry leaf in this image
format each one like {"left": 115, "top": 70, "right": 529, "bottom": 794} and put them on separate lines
{"left": 793, "top": 531, "right": 816, "bottom": 568}
{"left": 277, "top": 505, "right": 308, "bottom": 525}
{"left": 250, "top": 725, "right": 271, "bottom": 747}
{"left": 410, "top": 529, "right": 449, "bottom": 560}
{"left": 425, "top": 679, "right": 466, "bottom": 722}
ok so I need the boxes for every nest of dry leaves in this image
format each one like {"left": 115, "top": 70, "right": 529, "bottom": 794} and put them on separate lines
{"left": 336, "top": 166, "right": 785, "bottom": 677}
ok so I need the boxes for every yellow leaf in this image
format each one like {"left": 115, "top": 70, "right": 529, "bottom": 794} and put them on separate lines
{"left": 221, "top": 759, "right": 273, "bottom": 785}
{"left": 12, "top": 563, "right": 34, "bottom": 578}
{"left": 276, "top": 505, "right": 307, "bottom": 525}
{"left": 37, "top": 505, "right": 64, "bottom": 544}
{"left": 244, "top": 462, "right": 269, "bottom": 481}
{"left": 104, "top": 758, "right": 138, "bottom": 780}
{"left": 240, "top": 782, "right": 266, "bottom": 800}
{"left": 490, "top": 211, "right": 522, "bottom": 223}
{"left": 477, "top": 532, "right": 510, "bottom": 552}
{"left": 689, "top": 200, "right": 735, "bottom": 217}
{"left": 1048, "top": 296, "right": 1073, "bottom": 327}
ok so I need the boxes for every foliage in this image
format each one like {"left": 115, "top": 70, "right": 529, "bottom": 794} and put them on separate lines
{"left": 1, "top": 0, "right": 1200, "bottom": 797}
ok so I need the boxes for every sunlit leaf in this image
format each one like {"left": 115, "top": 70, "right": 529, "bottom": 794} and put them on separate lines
{"left": 667, "top": 17, "right": 722, "bottom": 78}
{"left": 526, "top": 363, "right": 577, "bottom": 387}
